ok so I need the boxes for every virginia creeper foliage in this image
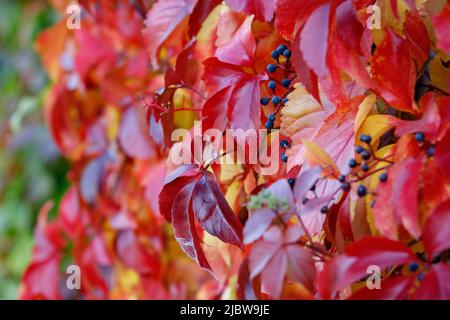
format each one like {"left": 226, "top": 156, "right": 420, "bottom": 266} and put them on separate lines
{"left": 21, "top": 0, "right": 450, "bottom": 300}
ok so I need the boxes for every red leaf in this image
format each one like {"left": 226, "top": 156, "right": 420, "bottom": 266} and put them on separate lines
{"left": 174, "top": 39, "right": 201, "bottom": 87}
{"left": 404, "top": 10, "right": 430, "bottom": 67}
{"left": 228, "top": 74, "right": 265, "bottom": 130}
{"left": 21, "top": 256, "right": 61, "bottom": 300}
{"left": 159, "top": 165, "right": 243, "bottom": 271}
{"left": 216, "top": 14, "right": 256, "bottom": 67}
{"left": 331, "top": 1, "right": 371, "bottom": 88}
{"left": 143, "top": 0, "right": 198, "bottom": 66}
{"left": 159, "top": 165, "right": 199, "bottom": 222}
{"left": 300, "top": 3, "right": 331, "bottom": 78}
{"left": 435, "top": 130, "right": 450, "bottom": 182}
{"left": 202, "top": 57, "right": 267, "bottom": 131}
{"left": 392, "top": 157, "right": 423, "bottom": 239}
{"left": 59, "top": 187, "right": 87, "bottom": 239}
{"left": 373, "top": 165, "right": 399, "bottom": 239}
{"left": 74, "top": 29, "right": 116, "bottom": 80}
{"left": 285, "top": 245, "right": 315, "bottom": 291}
{"left": 115, "top": 230, "right": 161, "bottom": 275}
{"left": 374, "top": 156, "right": 425, "bottom": 240}
{"left": 172, "top": 181, "right": 212, "bottom": 270}
{"left": 203, "top": 58, "right": 247, "bottom": 91}
{"left": 275, "top": 0, "right": 328, "bottom": 41}
{"left": 413, "top": 264, "right": 450, "bottom": 300}
{"left": 371, "top": 29, "right": 417, "bottom": 114}
{"left": 421, "top": 161, "right": 450, "bottom": 221}
{"left": 291, "top": 37, "right": 320, "bottom": 101}
{"left": 394, "top": 93, "right": 441, "bottom": 140}
{"left": 432, "top": 4, "right": 450, "bottom": 54}
{"left": 237, "top": 258, "right": 261, "bottom": 300}
{"left": 202, "top": 87, "right": 231, "bottom": 132}
{"left": 225, "top": 0, "right": 276, "bottom": 22}
{"left": 349, "top": 275, "right": 415, "bottom": 300}
{"left": 318, "top": 236, "right": 419, "bottom": 299}
{"left": 423, "top": 199, "right": 450, "bottom": 260}
{"left": 20, "top": 203, "right": 63, "bottom": 300}
{"left": 192, "top": 171, "right": 244, "bottom": 248}
{"left": 189, "top": 0, "right": 222, "bottom": 36}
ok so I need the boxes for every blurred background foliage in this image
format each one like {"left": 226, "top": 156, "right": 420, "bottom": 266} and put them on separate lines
{"left": 0, "top": 0, "right": 69, "bottom": 299}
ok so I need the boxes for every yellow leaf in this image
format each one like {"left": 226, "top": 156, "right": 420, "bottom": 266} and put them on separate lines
{"left": 355, "top": 94, "right": 377, "bottom": 133}
{"left": 429, "top": 55, "right": 449, "bottom": 94}
{"left": 173, "top": 88, "right": 197, "bottom": 129}
{"left": 280, "top": 85, "right": 330, "bottom": 137}
{"left": 357, "top": 114, "right": 398, "bottom": 147}
{"left": 302, "top": 140, "right": 340, "bottom": 177}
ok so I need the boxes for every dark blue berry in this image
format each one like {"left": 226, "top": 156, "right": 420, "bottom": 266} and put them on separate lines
{"left": 341, "top": 182, "right": 351, "bottom": 191}
{"left": 268, "top": 113, "right": 276, "bottom": 122}
{"left": 362, "top": 164, "right": 369, "bottom": 172}
{"left": 415, "top": 132, "right": 425, "bottom": 143}
{"left": 281, "top": 152, "right": 288, "bottom": 163}
{"left": 288, "top": 178, "right": 296, "bottom": 187}
{"left": 271, "top": 50, "right": 279, "bottom": 60}
{"left": 320, "top": 206, "right": 328, "bottom": 214}
{"left": 408, "top": 262, "right": 419, "bottom": 272}
{"left": 360, "top": 134, "right": 372, "bottom": 143}
{"left": 283, "top": 49, "right": 291, "bottom": 58}
{"left": 260, "top": 97, "right": 269, "bottom": 105}
{"left": 276, "top": 44, "right": 287, "bottom": 55}
{"left": 280, "top": 140, "right": 290, "bottom": 149}
{"left": 417, "top": 273, "right": 425, "bottom": 281}
{"left": 265, "top": 120, "right": 274, "bottom": 130}
{"left": 267, "top": 64, "right": 277, "bottom": 73}
{"left": 348, "top": 159, "right": 358, "bottom": 168}
{"left": 268, "top": 80, "right": 276, "bottom": 90}
{"left": 379, "top": 173, "right": 388, "bottom": 182}
{"left": 357, "top": 185, "right": 367, "bottom": 197}
{"left": 355, "top": 146, "right": 364, "bottom": 154}
{"left": 338, "top": 175, "right": 346, "bottom": 183}
{"left": 272, "top": 96, "right": 281, "bottom": 105}
{"left": 282, "top": 97, "right": 288, "bottom": 104}
{"left": 281, "top": 79, "right": 291, "bottom": 88}
{"left": 361, "top": 150, "right": 371, "bottom": 160}
{"left": 427, "top": 145, "right": 435, "bottom": 157}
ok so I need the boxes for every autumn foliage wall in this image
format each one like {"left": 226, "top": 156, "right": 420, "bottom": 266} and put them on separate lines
{"left": 21, "top": 0, "right": 450, "bottom": 300}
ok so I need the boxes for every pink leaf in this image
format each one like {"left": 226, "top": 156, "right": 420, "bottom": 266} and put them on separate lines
{"left": 432, "top": 4, "right": 450, "bottom": 54}
{"left": 225, "top": 0, "right": 276, "bottom": 22}
{"left": 413, "top": 264, "right": 450, "bottom": 300}
{"left": 216, "top": 14, "right": 256, "bottom": 67}
{"left": 143, "top": 0, "right": 198, "bottom": 66}
{"left": 300, "top": 3, "right": 330, "bottom": 78}
{"left": 393, "top": 157, "right": 423, "bottom": 239}
{"left": 423, "top": 199, "right": 450, "bottom": 260}
{"left": 349, "top": 275, "right": 415, "bottom": 300}
{"left": 318, "top": 237, "right": 419, "bottom": 299}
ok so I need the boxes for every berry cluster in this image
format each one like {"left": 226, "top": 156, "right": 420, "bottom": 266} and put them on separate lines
{"left": 338, "top": 134, "right": 392, "bottom": 201}
{"left": 301, "top": 134, "right": 394, "bottom": 214}
{"left": 414, "top": 131, "right": 435, "bottom": 157}
{"left": 261, "top": 44, "right": 296, "bottom": 170}
{"left": 261, "top": 44, "right": 295, "bottom": 132}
